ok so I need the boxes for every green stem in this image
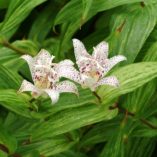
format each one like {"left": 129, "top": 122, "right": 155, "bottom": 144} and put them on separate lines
{"left": 0, "top": 39, "right": 28, "bottom": 55}
{"left": 93, "top": 91, "right": 101, "bottom": 103}
{"left": 0, "top": 144, "right": 9, "bottom": 154}
{"left": 110, "top": 103, "right": 157, "bottom": 130}
{"left": 140, "top": 118, "right": 157, "bottom": 130}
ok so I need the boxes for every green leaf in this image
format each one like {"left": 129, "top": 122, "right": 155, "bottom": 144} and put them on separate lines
{"left": 125, "top": 138, "right": 155, "bottom": 157}
{"left": 100, "top": 134, "right": 155, "bottom": 157}
{"left": 0, "top": 150, "right": 7, "bottom": 157}
{"left": 0, "top": 0, "right": 47, "bottom": 39}
{"left": 0, "top": 124, "right": 17, "bottom": 154}
{"left": 81, "top": 0, "right": 93, "bottom": 22}
{"left": 122, "top": 42, "right": 157, "bottom": 115}
{"left": 108, "top": 3, "right": 157, "bottom": 63}
{"left": 37, "top": 87, "right": 96, "bottom": 117}
{"left": 80, "top": 116, "right": 121, "bottom": 146}
{"left": 0, "top": 0, "right": 10, "bottom": 9}
{"left": 12, "top": 40, "right": 39, "bottom": 56}
{"left": 97, "top": 58, "right": 157, "bottom": 157}
{"left": 23, "top": 151, "right": 40, "bottom": 157}
{"left": 31, "top": 62, "right": 157, "bottom": 141}
{"left": 0, "top": 90, "right": 31, "bottom": 118}
{"left": 32, "top": 104, "right": 118, "bottom": 141}
{"left": 55, "top": 2, "right": 157, "bottom": 62}
{"left": 0, "top": 46, "right": 20, "bottom": 65}
{"left": 56, "top": 20, "right": 81, "bottom": 60}
{"left": 100, "top": 129, "right": 125, "bottom": 157}
{"left": 98, "top": 62, "right": 157, "bottom": 104}
{"left": 18, "top": 137, "right": 75, "bottom": 156}
{"left": 0, "top": 40, "right": 38, "bottom": 72}
{"left": 54, "top": 0, "right": 156, "bottom": 25}
{"left": 132, "top": 123, "right": 157, "bottom": 138}
{"left": 54, "top": 150, "right": 88, "bottom": 157}
{"left": 28, "top": 1, "right": 59, "bottom": 42}
{"left": 0, "top": 64, "right": 21, "bottom": 89}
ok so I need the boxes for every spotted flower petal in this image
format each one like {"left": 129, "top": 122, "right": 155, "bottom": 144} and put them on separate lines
{"left": 56, "top": 65, "right": 82, "bottom": 84}
{"left": 56, "top": 80, "right": 78, "bottom": 95}
{"left": 80, "top": 74, "right": 97, "bottom": 91}
{"left": 34, "top": 49, "right": 55, "bottom": 66}
{"left": 95, "top": 76, "right": 119, "bottom": 88}
{"left": 56, "top": 59, "right": 74, "bottom": 67}
{"left": 18, "top": 80, "right": 41, "bottom": 96}
{"left": 44, "top": 89, "right": 60, "bottom": 104}
{"left": 21, "top": 49, "right": 55, "bottom": 83}
{"left": 103, "top": 55, "right": 127, "bottom": 75}
{"left": 72, "top": 39, "right": 91, "bottom": 64}
{"left": 92, "top": 41, "right": 108, "bottom": 64}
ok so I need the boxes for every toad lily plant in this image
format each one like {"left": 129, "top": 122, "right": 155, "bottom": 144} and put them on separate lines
{"left": 18, "top": 49, "right": 78, "bottom": 104}
{"left": 70, "top": 39, "right": 127, "bottom": 91}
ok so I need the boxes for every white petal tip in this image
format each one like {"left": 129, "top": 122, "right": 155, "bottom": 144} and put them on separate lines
{"left": 38, "top": 49, "right": 51, "bottom": 56}
{"left": 119, "top": 55, "right": 127, "bottom": 61}
{"left": 20, "top": 55, "right": 29, "bottom": 60}
{"left": 98, "top": 41, "right": 109, "bottom": 47}
{"left": 39, "top": 48, "right": 48, "bottom": 52}
{"left": 112, "top": 77, "right": 120, "bottom": 87}
{"left": 72, "top": 38, "right": 81, "bottom": 44}
{"left": 44, "top": 89, "right": 60, "bottom": 105}
{"left": 51, "top": 96, "right": 60, "bottom": 104}
{"left": 72, "top": 38, "right": 79, "bottom": 41}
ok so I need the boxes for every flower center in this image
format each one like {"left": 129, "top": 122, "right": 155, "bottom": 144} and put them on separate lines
{"left": 33, "top": 67, "right": 58, "bottom": 89}
{"left": 80, "top": 59, "right": 104, "bottom": 82}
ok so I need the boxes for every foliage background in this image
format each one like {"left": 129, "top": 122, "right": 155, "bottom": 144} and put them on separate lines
{"left": 1, "top": 0, "right": 157, "bottom": 156}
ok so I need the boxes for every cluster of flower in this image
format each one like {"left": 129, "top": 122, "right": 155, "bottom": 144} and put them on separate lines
{"left": 18, "top": 39, "right": 126, "bottom": 104}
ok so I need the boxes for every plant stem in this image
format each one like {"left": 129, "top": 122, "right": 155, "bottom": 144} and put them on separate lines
{"left": 0, "top": 144, "right": 9, "bottom": 154}
{"left": 93, "top": 91, "right": 101, "bottom": 103}
{"left": 64, "top": 133, "right": 73, "bottom": 142}
{"left": 140, "top": 118, "right": 157, "bottom": 129}
{"left": 121, "top": 110, "right": 128, "bottom": 126}
{"left": 0, "top": 39, "right": 27, "bottom": 55}
{"left": 12, "top": 153, "right": 22, "bottom": 157}
{"left": 110, "top": 103, "right": 157, "bottom": 130}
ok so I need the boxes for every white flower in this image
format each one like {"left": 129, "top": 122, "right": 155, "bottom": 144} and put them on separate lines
{"left": 68, "top": 39, "right": 127, "bottom": 91}
{"left": 18, "top": 49, "right": 78, "bottom": 104}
